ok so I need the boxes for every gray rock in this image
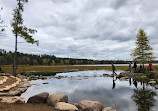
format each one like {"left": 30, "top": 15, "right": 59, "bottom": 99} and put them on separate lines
{"left": 103, "top": 107, "right": 116, "bottom": 111}
{"left": 155, "top": 85, "right": 158, "bottom": 89}
{"left": 47, "top": 94, "right": 68, "bottom": 106}
{"left": 78, "top": 100, "right": 104, "bottom": 111}
{"left": 103, "top": 74, "right": 109, "bottom": 77}
{"left": 43, "top": 82, "right": 49, "bottom": 84}
{"left": 27, "top": 92, "right": 49, "bottom": 104}
{"left": 20, "top": 82, "right": 31, "bottom": 87}
{"left": 120, "top": 77, "right": 128, "bottom": 81}
{"left": 93, "top": 75, "right": 97, "bottom": 77}
{"left": 55, "top": 102, "right": 79, "bottom": 111}
{"left": 148, "top": 81, "right": 156, "bottom": 84}
{"left": 9, "top": 91, "right": 21, "bottom": 96}
{"left": 16, "top": 88, "right": 27, "bottom": 93}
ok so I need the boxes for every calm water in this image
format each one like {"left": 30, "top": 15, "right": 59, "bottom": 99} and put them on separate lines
{"left": 73, "top": 63, "right": 158, "bottom": 66}
{"left": 21, "top": 70, "right": 158, "bottom": 111}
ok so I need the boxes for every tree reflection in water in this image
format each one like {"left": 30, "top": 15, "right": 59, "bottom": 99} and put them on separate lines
{"left": 132, "top": 85, "right": 157, "bottom": 111}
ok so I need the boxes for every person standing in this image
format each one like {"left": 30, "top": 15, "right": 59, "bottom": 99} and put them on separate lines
{"left": 129, "top": 62, "right": 131, "bottom": 73}
{"left": 0, "top": 65, "right": 1, "bottom": 72}
{"left": 112, "top": 63, "right": 115, "bottom": 75}
{"left": 133, "top": 61, "right": 137, "bottom": 71}
{"left": 148, "top": 62, "right": 152, "bottom": 71}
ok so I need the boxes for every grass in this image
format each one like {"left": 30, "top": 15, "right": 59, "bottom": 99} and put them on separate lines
{"left": 1, "top": 65, "right": 158, "bottom": 77}
{"left": 1, "top": 65, "right": 129, "bottom": 74}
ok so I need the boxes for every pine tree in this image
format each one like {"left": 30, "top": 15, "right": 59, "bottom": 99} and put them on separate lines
{"left": 131, "top": 29, "right": 155, "bottom": 68}
{"left": 11, "top": 0, "right": 39, "bottom": 76}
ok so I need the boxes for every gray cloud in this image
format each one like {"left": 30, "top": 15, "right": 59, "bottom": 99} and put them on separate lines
{"left": 0, "top": 0, "right": 158, "bottom": 60}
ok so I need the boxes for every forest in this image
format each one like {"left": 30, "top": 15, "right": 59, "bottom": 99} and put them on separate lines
{"left": 0, "top": 49, "right": 134, "bottom": 65}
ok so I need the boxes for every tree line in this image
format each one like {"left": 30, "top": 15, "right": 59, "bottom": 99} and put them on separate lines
{"left": 0, "top": 49, "right": 135, "bottom": 65}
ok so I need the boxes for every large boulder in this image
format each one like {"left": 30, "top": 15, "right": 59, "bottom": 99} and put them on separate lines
{"left": 78, "top": 100, "right": 104, "bottom": 111}
{"left": 27, "top": 92, "right": 49, "bottom": 104}
{"left": 47, "top": 94, "right": 68, "bottom": 106}
{"left": 55, "top": 102, "right": 79, "bottom": 111}
{"left": 103, "top": 107, "right": 116, "bottom": 111}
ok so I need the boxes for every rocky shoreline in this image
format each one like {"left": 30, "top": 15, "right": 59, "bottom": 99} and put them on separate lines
{"left": 26, "top": 92, "right": 116, "bottom": 111}
{"left": 1, "top": 71, "right": 158, "bottom": 111}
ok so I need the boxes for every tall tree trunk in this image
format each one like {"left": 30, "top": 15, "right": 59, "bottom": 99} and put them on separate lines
{"left": 13, "top": 0, "right": 21, "bottom": 77}
{"left": 13, "top": 33, "right": 17, "bottom": 77}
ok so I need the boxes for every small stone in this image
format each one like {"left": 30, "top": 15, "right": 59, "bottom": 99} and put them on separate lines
{"left": 120, "top": 77, "right": 128, "bottom": 81}
{"left": 148, "top": 81, "right": 156, "bottom": 84}
{"left": 77, "top": 78, "right": 82, "bottom": 80}
{"left": 31, "top": 83, "right": 38, "bottom": 85}
{"left": 155, "top": 85, "right": 158, "bottom": 89}
{"left": 16, "top": 88, "right": 27, "bottom": 93}
{"left": 43, "top": 82, "right": 49, "bottom": 84}
{"left": 9, "top": 90, "right": 21, "bottom": 96}
{"left": 103, "top": 74, "right": 109, "bottom": 77}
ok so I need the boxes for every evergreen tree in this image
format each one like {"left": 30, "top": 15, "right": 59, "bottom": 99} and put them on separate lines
{"left": 11, "top": 0, "right": 38, "bottom": 76}
{"left": 131, "top": 29, "right": 155, "bottom": 67}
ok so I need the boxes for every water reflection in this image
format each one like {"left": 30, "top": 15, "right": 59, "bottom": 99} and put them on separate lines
{"left": 132, "top": 86, "right": 157, "bottom": 111}
{"left": 21, "top": 70, "right": 158, "bottom": 111}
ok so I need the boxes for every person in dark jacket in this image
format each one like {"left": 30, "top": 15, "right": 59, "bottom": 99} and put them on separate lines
{"left": 133, "top": 61, "right": 137, "bottom": 71}
{"left": 112, "top": 63, "right": 115, "bottom": 74}
{"left": 129, "top": 62, "right": 131, "bottom": 73}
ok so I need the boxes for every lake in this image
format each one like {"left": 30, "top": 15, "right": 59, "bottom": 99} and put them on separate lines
{"left": 21, "top": 70, "right": 158, "bottom": 111}
{"left": 73, "top": 63, "right": 158, "bottom": 66}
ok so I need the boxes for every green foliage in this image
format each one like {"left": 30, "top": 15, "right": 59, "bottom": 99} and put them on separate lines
{"left": 134, "top": 68, "right": 149, "bottom": 74}
{"left": 131, "top": 29, "right": 155, "bottom": 64}
{"left": 11, "top": 0, "right": 38, "bottom": 45}
{"left": 0, "top": 70, "right": 4, "bottom": 73}
{"left": 132, "top": 88, "right": 157, "bottom": 111}
{"left": 0, "top": 49, "right": 134, "bottom": 65}
{"left": 135, "top": 76, "right": 150, "bottom": 83}
{"left": 147, "top": 72, "right": 158, "bottom": 79}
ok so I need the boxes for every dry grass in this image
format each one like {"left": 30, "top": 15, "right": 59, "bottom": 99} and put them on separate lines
{"left": 1, "top": 65, "right": 158, "bottom": 75}
{"left": 1, "top": 65, "right": 128, "bottom": 74}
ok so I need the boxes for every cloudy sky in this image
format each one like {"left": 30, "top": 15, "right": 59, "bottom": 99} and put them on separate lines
{"left": 0, "top": 0, "right": 158, "bottom": 60}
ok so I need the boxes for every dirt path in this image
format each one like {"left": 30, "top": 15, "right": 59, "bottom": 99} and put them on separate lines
{"left": 0, "top": 103, "right": 53, "bottom": 111}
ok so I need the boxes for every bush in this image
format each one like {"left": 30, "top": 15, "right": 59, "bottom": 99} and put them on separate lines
{"left": 134, "top": 68, "right": 149, "bottom": 74}
{"left": 135, "top": 76, "right": 150, "bottom": 83}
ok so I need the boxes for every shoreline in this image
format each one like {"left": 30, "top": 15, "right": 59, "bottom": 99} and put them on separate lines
{"left": 1, "top": 70, "right": 158, "bottom": 111}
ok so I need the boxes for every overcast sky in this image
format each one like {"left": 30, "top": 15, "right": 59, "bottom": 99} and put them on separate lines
{"left": 0, "top": 0, "right": 158, "bottom": 60}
